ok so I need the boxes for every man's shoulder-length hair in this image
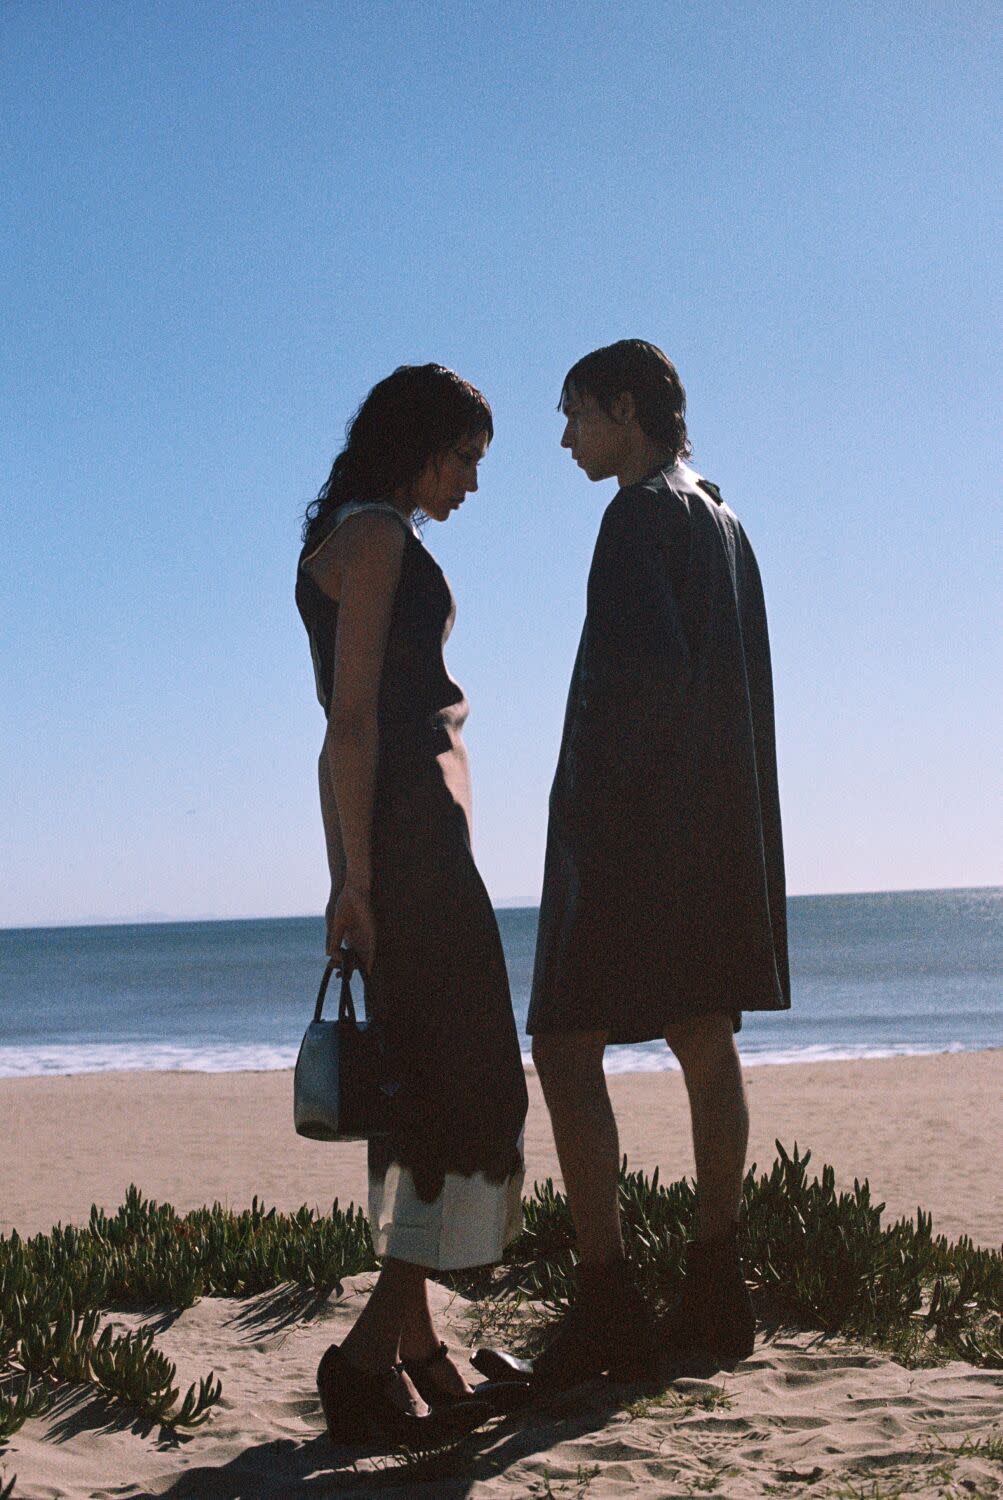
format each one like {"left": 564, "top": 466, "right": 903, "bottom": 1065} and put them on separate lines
{"left": 560, "top": 339, "right": 691, "bottom": 462}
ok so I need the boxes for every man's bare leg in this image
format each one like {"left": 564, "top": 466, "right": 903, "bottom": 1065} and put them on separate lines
{"left": 661, "top": 1013, "right": 754, "bottom": 1359}
{"left": 530, "top": 1029, "right": 659, "bottom": 1385}
{"left": 665, "top": 1013, "right": 749, "bottom": 1240}
{"left": 531, "top": 1029, "right": 621, "bottom": 1265}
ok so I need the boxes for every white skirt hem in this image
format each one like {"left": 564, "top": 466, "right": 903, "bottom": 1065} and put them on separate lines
{"left": 368, "top": 1145, "right": 525, "bottom": 1272}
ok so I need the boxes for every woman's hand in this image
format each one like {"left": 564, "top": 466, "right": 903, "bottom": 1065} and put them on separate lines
{"left": 326, "top": 882, "right": 376, "bottom": 972}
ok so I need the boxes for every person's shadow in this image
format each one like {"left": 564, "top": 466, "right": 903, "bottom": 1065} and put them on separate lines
{"left": 139, "top": 1359, "right": 728, "bottom": 1498}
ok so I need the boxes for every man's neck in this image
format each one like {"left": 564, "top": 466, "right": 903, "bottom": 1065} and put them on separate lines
{"left": 615, "top": 437, "right": 677, "bottom": 489}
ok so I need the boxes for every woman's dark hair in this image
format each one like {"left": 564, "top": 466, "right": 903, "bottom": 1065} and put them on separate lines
{"left": 303, "top": 363, "right": 493, "bottom": 546}
{"left": 559, "top": 339, "right": 691, "bottom": 462}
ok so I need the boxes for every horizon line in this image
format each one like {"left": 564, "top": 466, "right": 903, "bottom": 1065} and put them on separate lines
{"left": 2, "top": 882, "right": 1001, "bottom": 935}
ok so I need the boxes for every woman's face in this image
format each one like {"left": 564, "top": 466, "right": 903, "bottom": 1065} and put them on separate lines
{"left": 410, "top": 430, "right": 489, "bottom": 521}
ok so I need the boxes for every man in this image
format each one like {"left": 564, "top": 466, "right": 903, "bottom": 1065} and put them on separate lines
{"left": 527, "top": 340, "right": 790, "bottom": 1388}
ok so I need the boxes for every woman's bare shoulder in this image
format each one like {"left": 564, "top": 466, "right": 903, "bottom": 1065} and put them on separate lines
{"left": 303, "top": 505, "right": 410, "bottom": 598}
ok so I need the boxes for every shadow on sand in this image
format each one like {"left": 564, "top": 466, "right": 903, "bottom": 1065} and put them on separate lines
{"left": 139, "top": 1356, "right": 732, "bottom": 1499}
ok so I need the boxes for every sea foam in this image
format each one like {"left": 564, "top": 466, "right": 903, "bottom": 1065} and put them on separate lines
{"left": 0, "top": 1038, "right": 974, "bottom": 1079}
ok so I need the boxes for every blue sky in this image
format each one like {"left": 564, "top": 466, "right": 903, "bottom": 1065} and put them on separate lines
{"left": 2, "top": 1, "right": 1000, "bottom": 926}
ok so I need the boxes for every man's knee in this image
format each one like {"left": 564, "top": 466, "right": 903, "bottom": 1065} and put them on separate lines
{"left": 665, "top": 1012, "right": 740, "bottom": 1080}
{"left": 531, "top": 1030, "right": 607, "bottom": 1105}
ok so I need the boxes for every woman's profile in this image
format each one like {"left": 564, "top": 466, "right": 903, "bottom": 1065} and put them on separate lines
{"left": 296, "top": 364, "right": 529, "bottom": 1444}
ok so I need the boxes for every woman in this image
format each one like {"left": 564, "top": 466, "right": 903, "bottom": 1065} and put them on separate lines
{"left": 296, "top": 364, "right": 529, "bottom": 1445}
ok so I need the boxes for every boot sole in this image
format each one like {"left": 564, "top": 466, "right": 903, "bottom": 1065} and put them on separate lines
{"left": 662, "top": 1335, "right": 755, "bottom": 1366}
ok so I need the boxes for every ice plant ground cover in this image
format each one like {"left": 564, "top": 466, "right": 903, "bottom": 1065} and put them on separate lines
{"left": 0, "top": 1143, "right": 1000, "bottom": 1466}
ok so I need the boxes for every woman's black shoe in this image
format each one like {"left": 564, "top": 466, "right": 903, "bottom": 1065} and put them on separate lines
{"left": 403, "top": 1341, "right": 533, "bottom": 1413}
{"left": 317, "top": 1343, "right": 492, "bottom": 1447}
{"left": 471, "top": 1346, "right": 534, "bottom": 1382}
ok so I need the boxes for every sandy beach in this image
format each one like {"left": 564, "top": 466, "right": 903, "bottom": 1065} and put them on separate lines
{"left": 3, "top": 1053, "right": 1002, "bottom": 1498}
{"left": 3, "top": 1052, "right": 1001, "bottom": 1246}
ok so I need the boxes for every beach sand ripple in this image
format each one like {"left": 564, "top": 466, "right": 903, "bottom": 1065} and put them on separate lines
{"left": 5, "top": 1276, "right": 1003, "bottom": 1498}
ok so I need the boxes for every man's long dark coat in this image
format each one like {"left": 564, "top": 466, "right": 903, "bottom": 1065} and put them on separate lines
{"left": 528, "top": 463, "right": 790, "bottom": 1041}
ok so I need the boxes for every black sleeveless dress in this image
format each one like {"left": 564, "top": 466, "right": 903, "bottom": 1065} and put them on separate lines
{"left": 296, "top": 501, "right": 528, "bottom": 1271}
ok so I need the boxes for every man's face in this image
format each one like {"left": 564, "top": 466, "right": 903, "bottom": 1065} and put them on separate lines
{"left": 560, "top": 387, "right": 629, "bottom": 481}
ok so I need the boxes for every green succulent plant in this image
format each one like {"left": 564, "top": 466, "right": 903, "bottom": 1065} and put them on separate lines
{"left": 448, "top": 1142, "right": 1002, "bottom": 1368}
{"left": 1, "top": 1144, "right": 1000, "bottom": 1456}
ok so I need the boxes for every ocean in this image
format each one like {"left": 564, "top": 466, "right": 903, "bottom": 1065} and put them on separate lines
{"left": 0, "top": 888, "right": 999, "bottom": 1078}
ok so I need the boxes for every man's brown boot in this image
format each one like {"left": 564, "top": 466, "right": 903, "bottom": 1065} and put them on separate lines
{"left": 532, "top": 1257, "right": 659, "bottom": 1392}
{"left": 660, "top": 1227, "right": 756, "bottom": 1363}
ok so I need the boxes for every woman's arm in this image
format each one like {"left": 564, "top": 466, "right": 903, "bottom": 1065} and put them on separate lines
{"left": 317, "top": 746, "right": 346, "bottom": 949}
{"left": 307, "top": 511, "right": 406, "bottom": 964}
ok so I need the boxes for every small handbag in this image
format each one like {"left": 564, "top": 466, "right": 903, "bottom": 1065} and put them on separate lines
{"left": 293, "top": 950, "right": 384, "bottom": 1141}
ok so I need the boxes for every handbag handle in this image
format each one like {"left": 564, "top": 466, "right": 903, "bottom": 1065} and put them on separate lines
{"left": 313, "top": 948, "right": 363, "bottom": 1025}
